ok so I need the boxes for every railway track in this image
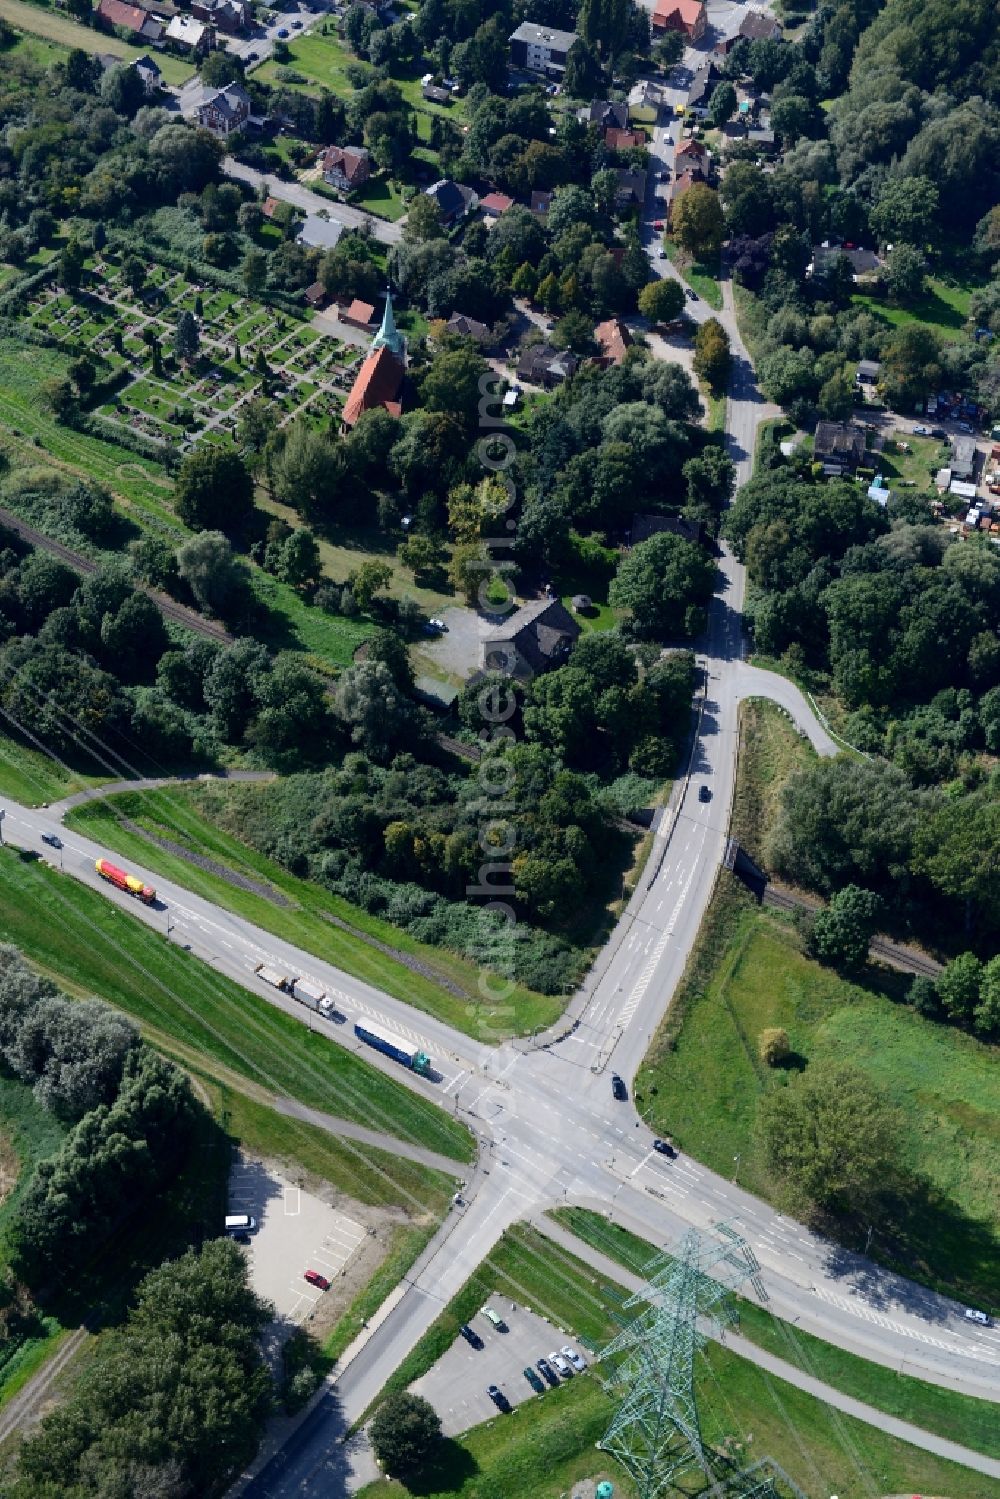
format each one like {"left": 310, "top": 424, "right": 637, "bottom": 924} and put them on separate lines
{"left": 0, "top": 506, "right": 233, "bottom": 645}
{"left": 763, "top": 885, "right": 942, "bottom": 978}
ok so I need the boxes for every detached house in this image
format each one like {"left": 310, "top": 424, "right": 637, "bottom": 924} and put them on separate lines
{"left": 165, "top": 14, "right": 212, "bottom": 52}
{"left": 425, "top": 178, "right": 478, "bottom": 225}
{"left": 96, "top": 0, "right": 162, "bottom": 42}
{"left": 651, "top": 0, "right": 706, "bottom": 41}
{"left": 132, "top": 55, "right": 162, "bottom": 95}
{"left": 582, "top": 99, "right": 629, "bottom": 132}
{"left": 813, "top": 421, "right": 866, "bottom": 474}
{"left": 482, "top": 598, "right": 581, "bottom": 680}
{"left": 593, "top": 318, "right": 632, "bottom": 367}
{"left": 320, "top": 145, "right": 372, "bottom": 194}
{"left": 191, "top": 0, "right": 250, "bottom": 33}
{"left": 196, "top": 82, "right": 251, "bottom": 136}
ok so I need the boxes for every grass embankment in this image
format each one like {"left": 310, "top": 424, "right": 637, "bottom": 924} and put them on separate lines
{"left": 0, "top": 730, "right": 110, "bottom": 807}
{"left": 552, "top": 1206, "right": 1000, "bottom": 1462}
{"left": 660, "top": 237, "right": 723, "bottom": 310}
{"left": 0, "top": 847, "right": 474, "bottom": 1163}
{"left": 359, "top": 1222, "right": 997, "bottom": 1499}
{"left": 66, "top": 786, "right": 563, "bottom": 1039}
{"left": 637, "top": 702, "right": 1000, "bottom": 1307}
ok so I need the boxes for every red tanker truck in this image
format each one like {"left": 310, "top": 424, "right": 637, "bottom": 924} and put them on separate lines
{"left": 95, "top": 858, "right": 156, "bottom": 904}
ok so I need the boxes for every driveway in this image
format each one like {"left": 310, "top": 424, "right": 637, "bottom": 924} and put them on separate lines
{"left": 409, "top": 605, "right": 483, "bottom": 686}
{"left": 223, "top": 161, "right": 405, "bottom": 246}
{"left": 410, "top": 1302, "right": 592, "bottom": 1436}
{"left": 225, "top": 0, "right": 324, "bottom": 65}
{"left": 228, "top": 1156, "right": 367, "bottom": 1333}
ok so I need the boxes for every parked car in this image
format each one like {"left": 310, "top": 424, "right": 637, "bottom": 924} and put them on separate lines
{"left": 657, "top": 248, "right": 666, "bottom": 259}
{"left": 686, "top": 288, "right": 699, "bottom": 301}
{"left": 611, "top": 1073, "right": 627, "bottom": 1101}
{"left": 304, "top": 1269, "right": 329, "bottom": 1290}
{"left": 291, "top": 15, "right": 302, "bottom": 24}
{"left": 41, "top": 832, "right": 62, "bottom": 848}
{"left": 487, "top": 1384, "right": 511, "bottom": 1411}
{"left": 653, "top": 220, "right": 664, "bottom": 231}
{"left": 912, "top": 424, "right": 931, "bottom": 436}
{"left": 537, "top": 1356, "right": 559, "bottom": 1386}
{"left": 964, "top": 1308, "right": 992, "bottom": 1326}
{"left": 459, "top": 1323, "right": 484, "bottom": 1348}
{"left": 930, "top": 427, "right": 947, "bottom": 438}
{"left": 956, "top": 421, "right": 974, "bottom": 433}
{"left": 698, "top": 785, "right": 711, "bottom": 803}
{"left": 523, "top": 1365, "right": 545, "bottom": 1393}
{"left": 481, "top": 1305, "right": 506, "bottom": 1330}
{"left": 561, "top": 1344, "right": 587, "bottom": 1372}
{"left": 653, "top": 1138, "right": 676, "bottom": 1157}
{"left": 549, "top": 1351, "right": 572, "bottom": 1377}
{"left": 276, "top": 26, "right": 289, "bottom": 36}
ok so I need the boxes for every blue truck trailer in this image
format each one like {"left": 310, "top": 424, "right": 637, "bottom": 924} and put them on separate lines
{"left": 354, "top": 1021, "right": 431, "bottom": 1075}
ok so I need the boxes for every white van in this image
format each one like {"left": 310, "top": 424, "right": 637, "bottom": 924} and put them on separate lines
{"left": 225, "top": 1214, "right": 256, "bottom": 1234}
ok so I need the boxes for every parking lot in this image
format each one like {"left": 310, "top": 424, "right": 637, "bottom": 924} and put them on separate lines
{"left": 228, "top": 1156, "right": 367, "bottom": 1328}
{"left": 410, "top": 1301, "right": 592, "bottom": 1435}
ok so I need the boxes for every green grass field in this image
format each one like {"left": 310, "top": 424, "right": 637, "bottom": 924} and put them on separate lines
{"left": 0, "top": 847, "right": 473, "bottom": 1162}
{"left": 0, "top": 730, "right": 111, "bottom": 807}
{"left": 0, "top": 1078, "right": 67, "bottom": 1266}
{"left": 552, "top": 1207, "right": 1000, "bottom": 1461}
{"left": 851, "top": 274, "right": 979, "bottom": 341}
{"left": 359, "top": 1221, "right": 998, "bottom": 1499}
{"left": 661, "top": 238, "right": 723, "bottom": 310}
{"left": 65, "top": 786, "right": 564, "bottom": 1038}
{"left": 0, "top": 0, "right": 194, "bottom": 81}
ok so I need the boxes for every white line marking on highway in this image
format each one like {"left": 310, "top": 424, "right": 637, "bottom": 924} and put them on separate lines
{"left": 283, "top": 1188, "right": 300, "bottom": 1216}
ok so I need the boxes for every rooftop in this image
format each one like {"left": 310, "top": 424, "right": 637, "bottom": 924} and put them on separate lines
{"left": 509, "top": 20, "right": 579, "bottom": 50}
{"left": 342, "top": 345, "right": 404, "bottom": 428}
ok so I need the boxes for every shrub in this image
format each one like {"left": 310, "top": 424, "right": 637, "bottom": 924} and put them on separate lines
{"left": 758, "top": 1027, "right": 790, "bottom": 1066}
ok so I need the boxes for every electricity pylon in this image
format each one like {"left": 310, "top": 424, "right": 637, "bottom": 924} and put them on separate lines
{"left": 596, "top": 1223, "right": 803, "bottom": 1499}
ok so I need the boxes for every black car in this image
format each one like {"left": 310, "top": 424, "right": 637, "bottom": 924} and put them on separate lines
{"left": 536, "top": 1357, "right": 559, "bottom": 1387}
{"left": 41, "top": 832, "right": 62, "bottom": 848}
{"left": 459, "top": 1323, "right": 484, "bottom": 1349}
{"left": 930, "top": 427, "right": 947, "bottom": 439}
{"left": 653, "top": 1138, "right": 676, "bottom": 1157}
{"left": 487, "top": 1384, "right": 511, "bottom": 1412}
{"left": 611, "top": 1074, "right": 627, "bottom": 1101}
{"left": 698, "top": 785, "right": 711, "bottom": 803}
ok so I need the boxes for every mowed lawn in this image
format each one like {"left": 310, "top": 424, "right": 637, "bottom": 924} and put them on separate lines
{"left": 256, "top": 25, "right": 358, "bottom": 95}
{"left": 852, "top": 274, "right": 979, "bottom": 340}
{"left": 0, "top": 846, "right": 473, "bottom": 1162}
{"left": 638, "top": 898, "right": 1000, "bottom": 1305}
{"left": 0, "top": 0, "right": 195, "bottom": 82}
{"left": 66, "top": 786, "right": 564, "bottom": 1039}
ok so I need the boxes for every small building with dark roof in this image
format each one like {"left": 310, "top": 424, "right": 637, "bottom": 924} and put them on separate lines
{"left": 856, "top": 359, "right": 880, "bottom": 386}
{"left": 425, "top": 178, "right": 478, "bottom": 225}
{"left": 446, "top": 311, "right": 491, "bottom": 343}
{"left": 630, "top": 514, "right": 705, "bottom": 546}
{"left": 304, "top": 280, "right": 328, "bottom": 309}
{"left": 516, "top": 344, "right": 579, "bottom": 388}
{"left": 482, "top": 598, "right": 581, "bottom": 679}
{"left": 813, "top": 421, "right": 866, "bottom": 473}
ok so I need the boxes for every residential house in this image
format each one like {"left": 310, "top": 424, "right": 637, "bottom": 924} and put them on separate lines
{"left": 516, "top": 344, "right": 579, "bottom": 388}
{"left": 746, "top": 125, "right": 777, "bottom": 155}
{"left": 165, "top": 14, "right": 211, "bottom": 51}
{"left": 686, "top": 62, "right": 724, "bottom": 114}
{"left": 195, "top": 82, "right": 251, "bottom": 136}
{"left": 737, "top": 8, "right": 781, "bottom": 43}
{"left": 479, "top": 191, "right": 514, "bottom": 220}
{"left": 446, "top": 311, "right": 491, "bottom": 343}
{"left": 651, "top": 0, "right": 706, "bottom": 41}
{"left": 813, "top": 421, "right": 866, "bottom": 473}
{"left": 530, "top": 189, "right": 554, "bottom": 218}
{"left": 582, "top": 99, "right": 630, "bottom": 132}
{"left": 630, "top": 513, "right": 705, "bottom": 546}
{"left": 296, "top": 214, "right": 344, "bottom": 252}
{"left": 132, "top": 55, "right": 162, "bottom": 94}
{"left": 605, "top": 126, "right": 645, "bottom": 151}
{"left": 628, "top": 79, "right": 666, "bottom": 119}
{"left": 422, "top": 82, "right": 451, "bottom": 104}
{"left": 481, "top": 598, "right": 581, "bottom": 680}
{"left": 675, "top": 138, "right": 708, "bottom": 172}
{"left": 425, "top": 178, "right": 478, "bottom": 225}
{"left": 191, "top": 0, "right": 249, "bottom": 33}
{"left": 342, "top": 295, "right": 407, "bottom": 429}
{"left": 304, "top": 281, "right": 328, "bottom": 310}
{"left": 321, "top": 145, "right": 372, "bottom": 193}
{"left": 593, "top": 318, "right": 631, "bottom": 367}
{"left": 96, "top": 0, "right": 162, "bottom": 42}
{"left": 261, "top": 196, "right": 281, "bottom": 219}
{"left": 950, "top": 435, "right": 977, "bottom": 481}
{"left": 612, "top": 168, "right": 647, "bottom": 208}
{"left": 508, "top": 21, "right": 580, "bottom": 76}
{"left": 856, "top": 359, "right": 880, "bottom": 386}
{"left": 808, "top": 241, "right": 881, "bottom": 280}
{"left": 340, "top": 299, "right": 375, "bottom": 330}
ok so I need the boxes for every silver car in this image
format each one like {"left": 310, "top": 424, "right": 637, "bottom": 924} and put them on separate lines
{"left": 561, "top": 1344, "right": 587, "bottom": 1372}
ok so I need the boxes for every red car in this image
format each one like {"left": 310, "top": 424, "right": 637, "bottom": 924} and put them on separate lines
{"left": 653, "top": 220, "right": 664, "bottom": 230}
{"left": 304, "top": 1269, "right": 330, "bottom": 1291}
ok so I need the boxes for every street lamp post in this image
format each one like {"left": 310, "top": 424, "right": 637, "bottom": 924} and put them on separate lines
{"left": 733, "top": 1153, "right": 740, "bottom": 1185}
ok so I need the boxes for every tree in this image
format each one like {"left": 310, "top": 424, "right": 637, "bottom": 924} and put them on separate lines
{"left": 693, "top": 317, "right": 731, "bottom": 393}
{"left": 869, "top": 176, "right": 939, "bottom": 248}
{"left": 347, "top": 560, "right": 391, "bottom": 613}
{"left": 974, "top": 956, "right": 1000, "bottom": 1037}
{"left": 122, "top": 255, "right": 145, "bottom": 295}
{"left": 884, "top": 243, "right": 926, "bottom": 304}
{"left": 399, "top": 532, "right": 442, "bottom": 580}
{"left": 935, "top": 952, "right": 982, "bottom": 1025}
{"left": 758, "top": 1027, "right": 790, "bottom": 1066}
{"left": 671, "top": 184, "right": 724, "bottom": 260}
{"left": 913, "top": 794, "right": 1000, "bottom": 933}
{"left": 402, "top": 192, "right": 444, "bottom": 245}
{"left": 175, "top": 447, "right": 253, "bottom": 534}
{"left": 806, "top": 884, "right": 881, "bottom": 971}
{"left": 759, "top": 1065, "right": 903, "bottom": 1216}
{"left": 177, "top": 531, "right": 246, "bottom": 615}
{"left": 707, "top": 81, "right": 737, "bottom": 129}
{"left": 272, "top": 421, "right": 345, "bottom": 526}
{"left": 174, "top": 308, "right": 200, "bottom": 364}
{"left": 654, "top": 30, "right": 684, "bottom": 69}
{"left": 99, "top": 592, "right": 169, "bottom": 683}
{"left": 332, "top": 661, "right": 418, "bottom": 759}
{"left": 242, "top": 248, "right": 268, "bottom": 297}
{"left": 278, "top": 529, "right": 322, "bottom": 589}
{"left": 563, "top": 38, "right": 603, "bottom": 99}
{"left": 57, "top": 239, "right": 86, "bottom": 294}
{"left": 878, "top": 323, "right": 942, "bottom": 411}
{"left": 419, "top": 347, "right": 489, "bottom": 429}
{"left": 370, "top": 1392, "right": 442, "bottom": 1479}
{"left": 609, "top": 532, "right": 715, "bottom": 640}
{"left": 638, "top": 277, "right": 685, "bottom": 324}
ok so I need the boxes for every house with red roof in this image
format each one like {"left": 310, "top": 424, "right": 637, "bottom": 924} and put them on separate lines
{"left": 96, "top": 0, "right": 162, "bottom": 41}
{"left": 651, "top": 0, "right": 706, "bottom": 40}
{"left": 479, "top": 191, "right": 514, "bottom": 218}
{"left": 605, "top": 127, "right": 646, "bottom": 151}
{"left": 593, "top": 318, "right": 632, "bottom": 368}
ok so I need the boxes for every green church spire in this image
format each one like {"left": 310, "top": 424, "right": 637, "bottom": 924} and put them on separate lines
{"left": 371, "top": 287, "right": 405, "bottom": 360}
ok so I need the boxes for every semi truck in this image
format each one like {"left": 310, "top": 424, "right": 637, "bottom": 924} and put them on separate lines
{"left": 254, "top": 963, "right": 290, "bottom": 991}
{"left": 354, "top": 1021, "right": 430, "bottom": 1075}
{"left": 254, "top": 965, "right": 343, "bottom": 1020}
{"left": 95, "top": 858, "right": 156, "bottom": 904}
